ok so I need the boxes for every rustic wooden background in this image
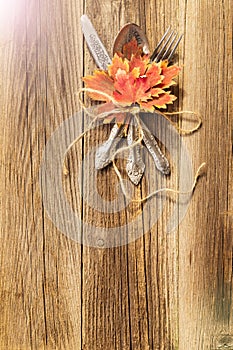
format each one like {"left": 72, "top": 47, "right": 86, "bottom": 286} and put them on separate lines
{"left": 0, "top": 0, "right": 232, "bottom": 349}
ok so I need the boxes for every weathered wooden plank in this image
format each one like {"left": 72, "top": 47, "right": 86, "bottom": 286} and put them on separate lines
{"left": 0, "top": 1, "right": 84, "bottom": 349}
{"left": 177, "top": 0, "right": 232, "bottom": 349}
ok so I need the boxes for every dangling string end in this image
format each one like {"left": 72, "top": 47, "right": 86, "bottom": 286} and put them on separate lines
{"left": 164, "top": 110, "right": 202, "bottom": 135}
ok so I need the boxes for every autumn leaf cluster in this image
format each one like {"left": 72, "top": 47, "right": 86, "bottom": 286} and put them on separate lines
{"left": 83, "top": 38, "right": 181, "bottom": 114}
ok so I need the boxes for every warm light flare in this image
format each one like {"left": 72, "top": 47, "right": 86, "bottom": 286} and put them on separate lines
{"left": 0, "top": 0, "right": 20, "bottom": 15}
{"left": 0, "top": 0, "right": 22, "bottom": 36}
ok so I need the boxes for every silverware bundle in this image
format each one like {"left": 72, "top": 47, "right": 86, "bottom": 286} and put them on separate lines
{"left": 81, "top": 15, "right": 183, "bottom": 185}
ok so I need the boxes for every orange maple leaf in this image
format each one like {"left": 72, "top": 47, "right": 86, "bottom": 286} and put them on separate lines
{"left": 82, "top": 70, "right": 114, "bottom": 101}
{"left": 108, "top": 54, "right": 129, "bottom": 79}
{"left": 83, "top": 38, "right": 181, "bottom": 119}
{"left": 146, "top": 63, "right": 163, "bottom": 87}
{"left": 159, "top": 61, "right": 181, "bottom": 88}
{"left": 129, "top": 55, "right": 149, "bottom": 76}
{"left": 140, "top": 92, "right": 177, "bottom": 111}
{"left": 113, "top": 72, "right": 151, "bottom": 104}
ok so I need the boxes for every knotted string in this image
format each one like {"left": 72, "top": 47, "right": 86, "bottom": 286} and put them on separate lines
{"left": 63, "top": 88, "right": 206, "bottom": 203}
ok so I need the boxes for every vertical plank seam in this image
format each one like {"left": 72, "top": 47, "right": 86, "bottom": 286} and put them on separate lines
{"left": 126, "top": 244, "right": 133, "bottom": 350}
{"left": 81, "top": 2, "right": 85, "bottom": 349}
{"left": 178, "top": 1, "right": 188, "bottom": 348}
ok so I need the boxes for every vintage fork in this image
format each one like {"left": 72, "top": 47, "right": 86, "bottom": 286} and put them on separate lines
{"left": 96, "top": 28, "right": 183, "bottom": 183}
{"left": 138, "top": 28, "right": 183, "bottom": 177}
{"left": 151, "top": 26, "right": 183, "bottom": 62}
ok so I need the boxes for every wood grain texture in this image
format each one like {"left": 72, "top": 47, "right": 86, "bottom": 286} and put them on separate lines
{"left": 0, "top": 0, "right": 232, "bottom": 349}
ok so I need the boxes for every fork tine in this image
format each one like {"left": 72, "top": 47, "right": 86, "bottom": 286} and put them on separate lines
{"left": 151, "top": 27, "right": 183, "bottom": 64}
{"left": 161, "top": 32, "right": 178, "bottom": 61}
{"left": 167, "top": 34, "right": 183, "bottom": 62}
{"left": 150, "top": 26, "right": 171, "bottom": 61}
{"left": 154, "top": 29, "right": 175, "bottom": 62}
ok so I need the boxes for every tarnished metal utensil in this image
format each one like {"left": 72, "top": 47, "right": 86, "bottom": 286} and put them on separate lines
{"left": 81, "top": 14, "right": 111, "bottom": 70}
{"left": 140, "top": 118, "right": 170, "bottom": 175}
{"left": 81, "top": 15, "right": 183, "bottom": 183}
{"left": 126, "top": 122, "right": 145, "bottom": 185}
{"left": 113, "top": 23, "right": 150, "bottom": 55}
{"left": 112, "top": 23, "right": 149, "bottom": 183}
{"left": 95, "top": 123, "right": 124, "bottom": 170}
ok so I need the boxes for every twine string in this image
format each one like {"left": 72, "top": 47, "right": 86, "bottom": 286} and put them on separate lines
{"left": 63, "top": 88, "right": 205, "bottom": 202}
{"left": 164, "top": 110, "right": 202, "bottom": 135}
